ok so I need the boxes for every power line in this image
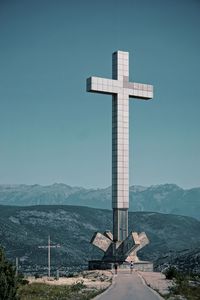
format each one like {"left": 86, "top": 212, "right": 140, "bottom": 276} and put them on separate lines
{"left": 38, "top": 235, "right": 60, "bottom": 278}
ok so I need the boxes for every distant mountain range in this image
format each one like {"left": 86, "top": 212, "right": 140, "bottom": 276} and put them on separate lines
{"left": 0, "top": 205, "right": 200, "bottom": 275}
{"left": 0, "top": 183, "right": 199, "bottom": 220}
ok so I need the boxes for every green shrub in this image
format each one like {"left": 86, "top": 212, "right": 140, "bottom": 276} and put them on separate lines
{"left": 0, "top": 247, "right": 18, "bottom": 300}
{"left": 67, "top": 272, "right": 76, "bottom": 278}
{"left": 17, "top": 272, "right": 29, "bottom": 285}
{"left": 164, "top": 266, "right": 179, "bottom": 279}
{"left": 71, "top": 280, "right": 85, "bottom": 292}
{"left": 67, "top": 272, "right": 78, "bottom": 278}
{"left": 166, "top": 271, "right": 200, "bottom": 300}
{"left": 34, "top": 273, "right": 41, "bottom": 279}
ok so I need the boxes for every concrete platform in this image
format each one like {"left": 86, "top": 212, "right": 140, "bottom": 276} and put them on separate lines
{"left": 88, "top": 260, "right": 153, "bottom": 272}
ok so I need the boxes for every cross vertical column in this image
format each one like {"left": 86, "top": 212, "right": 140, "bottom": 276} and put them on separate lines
{"left": 112, "top": 51, "right": 129, "bottom": 242}
{"left": 86, "top": 50, "right": 153, "bottom": 247}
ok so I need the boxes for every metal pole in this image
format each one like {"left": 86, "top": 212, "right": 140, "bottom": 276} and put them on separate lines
{"left": 15, "top": 257, "right": 18, "bottom": 276}
{"left": 56, "top": 269, "right": 59, "bottom": 280}
{"left": 48, "top": 235, "right": 50, "bottom": 278}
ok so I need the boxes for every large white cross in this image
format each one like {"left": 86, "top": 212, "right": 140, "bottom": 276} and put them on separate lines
{"left": 87, "top": 51, "right": 153, "bottom": 242}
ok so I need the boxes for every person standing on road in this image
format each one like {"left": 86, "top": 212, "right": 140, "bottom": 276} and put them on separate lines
{"left": 130, "top": 261, "right": 134, "bottom": 274}
{"left": 114, "top": 262, "right": 118, "bottom": 275}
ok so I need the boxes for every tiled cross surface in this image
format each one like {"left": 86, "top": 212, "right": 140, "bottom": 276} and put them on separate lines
{"left": 87, "top": 51, "right": 153, "bottom": 242}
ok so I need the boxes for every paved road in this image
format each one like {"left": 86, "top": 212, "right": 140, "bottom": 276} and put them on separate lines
{"left": 95, "top": 270, "right": 163, "bottom": 300}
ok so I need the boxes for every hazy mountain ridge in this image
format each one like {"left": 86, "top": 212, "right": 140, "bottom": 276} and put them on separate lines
{"left": 0, "top": 183, "right": 199, "bottom": 220}
{"left": 0, "top": 205, "right": 200, "bottom": 274}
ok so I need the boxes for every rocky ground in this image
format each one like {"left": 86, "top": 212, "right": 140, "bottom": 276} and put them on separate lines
{"left": 27, "top": 270, "right": 113, "bottom": 291}
{"left": 138, "top": 271, "right": 173, "bottom": 296}
{"left": 27, "top": 270, "right": 173, "bottom": 298}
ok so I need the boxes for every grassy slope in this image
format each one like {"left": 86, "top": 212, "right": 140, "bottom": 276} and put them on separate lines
{"left": 18, "top": 282, "right": 102, "bottom": 300}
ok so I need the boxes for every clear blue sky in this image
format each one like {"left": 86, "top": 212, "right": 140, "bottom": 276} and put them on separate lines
{"left": 0, "top": 0, "right": 199, "bottom": 189}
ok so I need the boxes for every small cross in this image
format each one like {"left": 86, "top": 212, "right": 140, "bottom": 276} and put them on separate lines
{"left": 38, "top": 235, "right": 60, "bottom": 278}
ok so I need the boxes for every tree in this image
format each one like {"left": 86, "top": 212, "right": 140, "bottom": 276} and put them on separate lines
{"left": 0, "top": 247, "right": 18, "bottom": 300}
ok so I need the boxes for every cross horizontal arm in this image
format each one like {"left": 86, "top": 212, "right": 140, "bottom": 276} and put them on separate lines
{"left": 125, "top": 81, "right": 153, "bottom": 100}
{"left": 38, "top": 245, "right": 60, "bottom": 248}
{"left": 87, "top": 76, "right": 153, "bottom": 99}
{"left": 87, "top": 76, "right": 120, "bottom": 95}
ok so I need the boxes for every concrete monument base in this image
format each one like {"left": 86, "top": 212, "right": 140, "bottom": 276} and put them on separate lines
{"left": 88, "top": 260, "right": 153, "bottom": 272}
{"left": 89, "top": 230, "right": 153, "bottom": 272}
